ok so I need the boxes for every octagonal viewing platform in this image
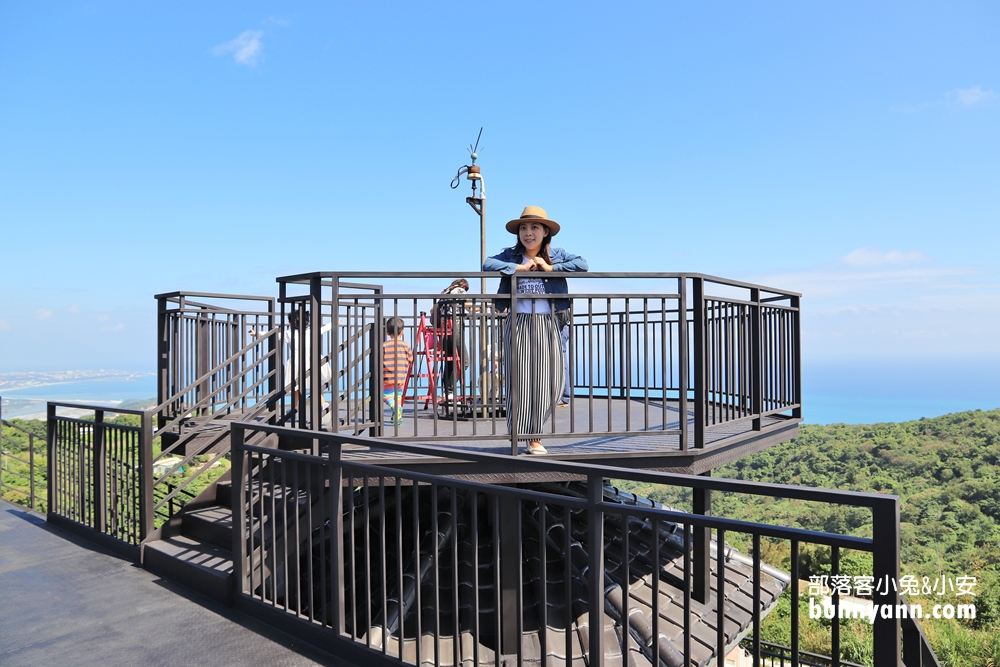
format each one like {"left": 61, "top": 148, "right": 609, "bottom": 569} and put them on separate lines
{"left": 154, "top": 271, "right": 801, "bottom": 476}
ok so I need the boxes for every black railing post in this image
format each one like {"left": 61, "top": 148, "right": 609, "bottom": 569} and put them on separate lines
{"left": 28, "top": 433, "right": 36, "bottom": 511}
{"left": 138, "top": 410, "right": 154, "bottom": 540}
{"left": 509, "top": 280, "right": 519, "bottom": 456}
{"left": 499, "top": 494, "right": 521, "bottom": 655}
{"left": 328, "top": 439, "right": 346, "bottom": 634}
{"left": 693, "top": 473, "right": 711, "bottom": 603}
{"left": 678, "top": 277, "right": 689, "bottom": 451}
{"left": 93, "top": 410, "right": 107, "bottom": 534}
{"left": 266, "top": 299, "right": 277, "bottom": 423}
{"left": 873, "top": 496, "right": 902, "bottom": 667}
{"left": 196, "top": 311, "right": 210, "bottom": 416}
{"left": 309, "top": 276, "right": 323, "bottom": 431}
{"left": 791, "top": 295, "right": 802, "bottom": 419}
{"left": 692, "top": 277, "right": 705, "bottom": 449}
{"left": 750, "top": 287, "right": 762, "bottom": 431}
{"left": 156, "top": 295, "right": 169, "bottom": 427}
{"left": 587, "top": 474, "right": 605, "bottom": 667}
{"left": 46, "top": 403, "right": 56, "bottom": 519}
{"left": 231, "top": 423, "right": 247, "bottom": 598}
{"left": 79, "top": 412, "right": 92, "bottom": 523}
{"left": 370, "top": 289, "right": 384, "bottom": 437}
{"left": 329, "top": 276, "right": 340, "bottom": 433}
{"left": 901, "top": 614, "right": 924, "bottom": 667}
{"left": 791, "top": 540, "right": 800, "bottom": 667}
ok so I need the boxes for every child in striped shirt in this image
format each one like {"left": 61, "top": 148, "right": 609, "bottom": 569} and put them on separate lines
{"left": 383, "top": 317, "right": 412, "bottom": 426}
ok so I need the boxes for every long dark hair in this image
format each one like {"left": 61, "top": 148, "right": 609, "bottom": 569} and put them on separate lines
{"left": 512, "top": 228, "right": 553, "bottom": 265}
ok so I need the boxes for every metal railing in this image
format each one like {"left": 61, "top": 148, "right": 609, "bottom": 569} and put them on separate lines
{"left": 46, "top": 404, "right": 152, "bottom": 546}
{"left": 45, "top": 292, "right": 281, "bottom": 547}
{"left": 0, "top": 408, "right": 47, "bottom": 512}
{"left": 741, "top": 640, "right": 867, "bottom": 667}
{"left": 230, "top": 421, "right": 912, "bottom": 667}
{"left": 274, "top": 271, "right": 802, "bottom": 454}
{"left": 156, "top": 291, "right": 277, "bottom": 423}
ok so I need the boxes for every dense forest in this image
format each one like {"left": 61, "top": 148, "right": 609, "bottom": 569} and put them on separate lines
{"left": 4, "top": 409, "right": 999, "bottom": 664}
{"left": 617, "top": 408, "right": 1000, "bottom": 666}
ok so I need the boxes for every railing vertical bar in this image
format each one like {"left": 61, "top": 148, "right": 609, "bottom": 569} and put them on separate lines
{"left": 693, "top": 279, "right": 704, "bottom": 448}
{"left": 395, "top": 477, "right": 404, "bottom": 661}
{"left": 432, "top": 484, "right": 441, "bottom": 667}
{"left": 348, "top": 472, "right": 357, "bottom": 636}
{"left": 587, "top": 475, "right": 604, "bottom": 667}
{"left": 305, "top": 453, "right": 315, "bottom": 623}
{"left": 509, "top": 285, "right": 519, "bottom": 455}
{"left": 492, "top": 495, "right": 501, "bottom": 665}
{"left": 379, "top": 476, "right": 387, "bottom": 654}
{"left": 652, "top": 516, "right": 661, "bottom": 667}
{"left": 231, "top": 425, "right": 246, "bottom": 602}
{"left": 606, "top": 299, "right": 613, "bottom": 433}
{"left": 28, "top": 433, "right": 36, "bottom": 511}
{"left": 588, "top": 298, "right": 594, "bottom": 434}
{"left": 683, "top": 517, "right": 691, "bottom": 663}
{"left": 414, "top": 481, "right": 422, "bottom": 667}
{"left": 515, "top": 496, "right": 524, "bottom": 667}
{"left": 471, "top": 490, "right": 480, "bottom": 667}
{"left": 621, "top": 508, "right": 630, "bottom": 667}
{"left": 565, "top": 505, "right": 573, "bottom": 667}
{"left": 753, "top": 533, "right": 761, "bottom": 667}
{"left": 716, "top": 527, "right": 726, "bottom": 666}
{"left": 329, "top": 440, "right": 346, "bottom": 636}
{"left": 624, "top": 299, "right": 631, "bottom": 432}
{"left": 791, "top": 539, "right": 799, "bottom": 667}
{"left": 281, "top": 457, "right": 290, "bottom": 613}
{"left": 792, "top": 296, "right": 802, "bottom": 418}
{"left": 539, "top": 500, "right": 548, "bottom": 666}
{"left": 451, "top": 488, "right": 460, "bottom": 667}
{"left": 643, "top": 297, "right": 650, "bottom": 430}
{"left": 363, "top": 476, "right": 372, "bottom": 648}
{"left": 832, "top": 545, "right": 840, "bottom": 667}
{"left": 268, "top": 451, "right": 278, "bottom": 608}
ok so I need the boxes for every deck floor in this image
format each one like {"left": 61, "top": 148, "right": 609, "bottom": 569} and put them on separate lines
{"left": 335, "top": 397, "right": 797, "bottom": 461}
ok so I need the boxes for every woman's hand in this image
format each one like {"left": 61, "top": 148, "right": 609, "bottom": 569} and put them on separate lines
{"left": 531, "top": 257, "right": 553, "bottom": 272}
{"left": 515, "top": 261, "right": 534, "bottom": 272}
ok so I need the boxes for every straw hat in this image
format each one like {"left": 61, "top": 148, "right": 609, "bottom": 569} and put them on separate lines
{"left": 505, "top": 205, "right": 560, "bottom": 236}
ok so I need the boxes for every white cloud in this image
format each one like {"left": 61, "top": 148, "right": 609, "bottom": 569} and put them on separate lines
{"left": 212, "top": 30, "right": 263, "bottom": 66}
{"left": 948, "top": 86, "right": 997, "bottom": 107}
{"left": 67, "top": 304, "right": 80, "bottom": 313}
{"left": 35, "top": 308, "right": 54, "bottom": 320}
{"left": 96, "top": 313, "right": 110, "bottom": 322}
{"left": 0, "top": 320, "right": 10, "bottom": 332}
{"left": 842, "top": 247, "right": 926, "bottom": 267}
{"left": 749, "top": 255, "right": 1000, "bottom": 363}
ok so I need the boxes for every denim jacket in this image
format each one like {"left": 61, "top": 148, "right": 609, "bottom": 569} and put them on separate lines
{"left": 483, "top": 246, "right": 589, "bottom": 313}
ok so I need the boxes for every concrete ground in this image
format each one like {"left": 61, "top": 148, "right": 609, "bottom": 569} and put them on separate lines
{"left": 0, "top": 499, "right": 351, "bottom": 667}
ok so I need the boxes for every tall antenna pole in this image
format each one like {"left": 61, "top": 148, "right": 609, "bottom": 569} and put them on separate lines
{"left": 451, "top": 128, "right": 487, "bottom": 296}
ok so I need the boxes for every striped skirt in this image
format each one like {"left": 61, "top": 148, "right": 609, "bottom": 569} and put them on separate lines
{"left": 503, "top": 313, "right": 566, "bottom": 441}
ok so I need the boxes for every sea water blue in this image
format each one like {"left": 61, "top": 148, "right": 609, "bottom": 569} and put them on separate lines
{"left": 803, "top": 360, "right": 1000, "bottom": 425}
{"left": 1, "top": 361, "right": 997, "bottom": 424}
{"left": 1, "top": 375, "right": 158, "bottom": 418}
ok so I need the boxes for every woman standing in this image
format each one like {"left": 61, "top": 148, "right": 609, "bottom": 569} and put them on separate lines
{"left": 483, "top": 206, "right": 588, "bottom": 455}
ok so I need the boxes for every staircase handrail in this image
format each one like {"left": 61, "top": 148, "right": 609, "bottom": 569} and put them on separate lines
{"left": 152, "top": 325, "right": 280, "bottom": 439}
{"left": 153, "top": 366, "right": 278, "bottom": 467}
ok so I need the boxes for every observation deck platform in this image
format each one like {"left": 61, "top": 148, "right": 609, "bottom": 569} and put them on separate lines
{"left": 334, "top": 396, "right": 799, "bottom": 476}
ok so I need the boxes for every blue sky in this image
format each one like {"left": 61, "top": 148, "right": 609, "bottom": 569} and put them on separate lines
{"left": 1, "top": 2, "right": 998, "bottom": 412}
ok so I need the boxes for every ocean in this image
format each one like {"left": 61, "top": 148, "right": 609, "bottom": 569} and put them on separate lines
{"left": 0, "top": 375, "right": 158, "bottom": 419}
{"left": 1, "top": 361, "right": 997, "bottom": 424}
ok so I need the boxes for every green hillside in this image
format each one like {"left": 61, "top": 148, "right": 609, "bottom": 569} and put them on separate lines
{"left": 620, "top": 408, "right": 1000, "bottom": 666}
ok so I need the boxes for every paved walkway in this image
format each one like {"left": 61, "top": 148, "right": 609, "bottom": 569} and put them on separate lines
{"left": 0, "top": 500, "right": 350, "bottom": 667}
